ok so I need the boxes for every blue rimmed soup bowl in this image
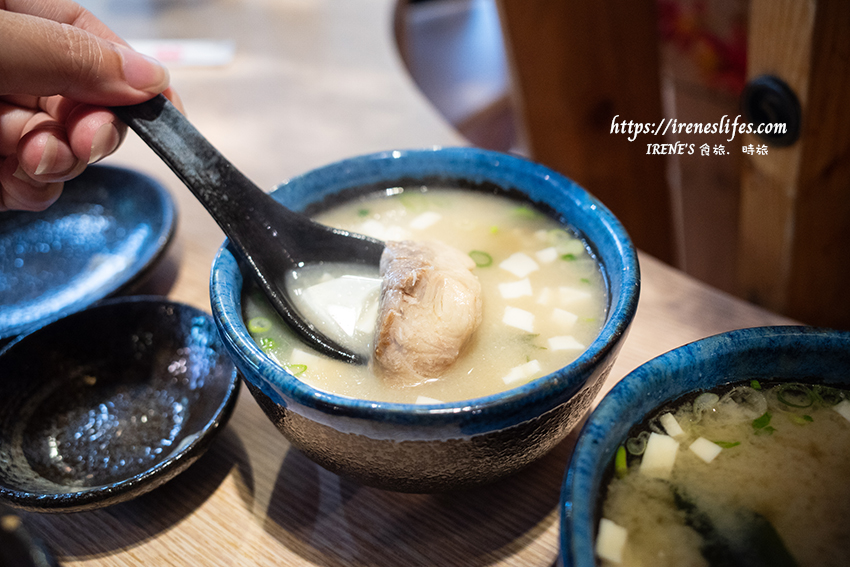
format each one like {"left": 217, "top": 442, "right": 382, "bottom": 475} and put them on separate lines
{"left": 560, "top": 325, "right": 850, "bottom": 566}
{"left": 210, "top": 147, "right": 639, "bottom": 492}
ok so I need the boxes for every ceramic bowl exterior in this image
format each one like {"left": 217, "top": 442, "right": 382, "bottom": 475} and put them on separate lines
{"left": 560, "top": 325, "right": 850, "bottom": 566}
{"left": 211, "top": 147, "right": 639, "bottom": 492}
{"left": 0, "top": 297, "right": 240, "bottom": 512}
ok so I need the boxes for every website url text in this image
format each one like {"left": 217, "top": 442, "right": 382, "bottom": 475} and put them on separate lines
{"left": 610, "top": 115, "right": 787, "bottom": 143}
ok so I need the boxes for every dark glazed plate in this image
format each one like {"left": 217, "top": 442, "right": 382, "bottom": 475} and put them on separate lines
{"left": 0, "top": 297, "right": 240, "bottom": 513}
{"left": 0, "top": 165, "right": 176, "bottom": 340}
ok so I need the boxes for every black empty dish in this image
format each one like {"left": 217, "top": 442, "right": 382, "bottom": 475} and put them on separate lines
{"left": 0, "top": 296, "right": 240, "bottom": 513}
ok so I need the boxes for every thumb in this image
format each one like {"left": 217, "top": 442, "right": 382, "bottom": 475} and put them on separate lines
{"left": 0, "top": 10, "right": 169, "bottom": 105}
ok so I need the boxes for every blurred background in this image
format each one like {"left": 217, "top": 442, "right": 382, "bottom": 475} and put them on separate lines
{"left": 397, "top": 0, "right": 745, "bottom": 294}
{"left": 396, "top": 0, "right": 850, "bottom": 331}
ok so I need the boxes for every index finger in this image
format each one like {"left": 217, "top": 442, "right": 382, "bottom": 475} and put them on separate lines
{"left": 1, "top": 0, "right": 125, "bottom": 44}
{"left": 0, "top": 10, "right": 170, "bottom": 105}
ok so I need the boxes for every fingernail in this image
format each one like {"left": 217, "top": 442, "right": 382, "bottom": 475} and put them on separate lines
{"left": 13, "top": 165, "right": 33, "bottom": 183}
{"left": 34, "top": 135, "right": 74, "bottom": 178}
{"left": 118, "top": 44, "right": 170, "bottom": 94}
{"left": 89, "top": 122, "right": 121, "bottom": 164}
{"left": 31, "top": 135, "right": 80, "bottom": 180}
{"left": 13, "top": 165, "right": 48, "bottom": 188}
{"left": 35, "top": 135, "right": 60, "bottom": 176}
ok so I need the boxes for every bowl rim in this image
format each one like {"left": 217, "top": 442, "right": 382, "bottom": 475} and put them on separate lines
{"left": 559, "top": 324, "right": 850, "bottom": 567}
{"left": 0, "top": 295, "right": 241, "bottom": 512}
{"left": 210, "top": 146, "right": 639, "bottom": 427}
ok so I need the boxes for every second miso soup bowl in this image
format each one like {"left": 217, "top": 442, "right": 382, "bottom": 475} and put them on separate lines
{"left": 210, "top": 147, "right": 639, "bottom": 492}
{"left": 560, "top": 326, "right": 850, "bottom": 566}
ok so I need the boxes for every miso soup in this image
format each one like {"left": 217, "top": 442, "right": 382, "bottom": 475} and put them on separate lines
{"left": 595, "top": 380, "right": 850, "bottom": 567}
{"left": 242, "top": 187, "right": 607, "bottom": 403}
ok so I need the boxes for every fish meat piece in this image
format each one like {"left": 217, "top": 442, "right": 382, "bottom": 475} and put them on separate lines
{"left": 373, "top": 240, "right": 483, "bottom": 387}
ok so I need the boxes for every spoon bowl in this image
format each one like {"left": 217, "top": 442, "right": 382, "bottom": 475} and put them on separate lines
{"left": 111, "top": 95, "right": 383, "bottom": 363}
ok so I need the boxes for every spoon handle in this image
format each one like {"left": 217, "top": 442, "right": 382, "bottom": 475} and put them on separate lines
{"left": 111, "top": 95, "right": 382, "bottom": 265}
{"left": 110, "top": 94, "right": 295, "bottom": 237}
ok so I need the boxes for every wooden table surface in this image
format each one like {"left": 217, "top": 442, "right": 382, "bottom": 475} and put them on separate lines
{"left": 21, "top": 1, "right": 794, "bottom": 565}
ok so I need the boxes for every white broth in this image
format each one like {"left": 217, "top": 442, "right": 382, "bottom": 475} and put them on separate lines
{"left": 242, "top": 187, "right": 607, "bottom": 403}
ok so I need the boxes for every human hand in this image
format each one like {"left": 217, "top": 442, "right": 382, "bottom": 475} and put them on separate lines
{"left": 0, "top": 0, "right": 179, "bottom": 211}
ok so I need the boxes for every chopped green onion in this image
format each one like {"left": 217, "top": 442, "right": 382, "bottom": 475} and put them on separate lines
{"left": 813, "top": 385, "right": 845, "bottom": 406}
{"left": 615, "top": 445, "right": 628, "bottom": 478}
{"left": 285, "top": 363, "right": 307, "bottom": 377}
{"left": 513, "top": 205, "right": 538, "bottom": 218}
{"left": 469, "top": 250, "right": 493, "bottom": 267}
{"left": 521, "top": 334, "right": 547, "bottom": 350}
{"left": 547, "top": 228, "right": 571, "bottom": 244}
{"left": 248, "top": 317, "right": 273, "bottom": 334}
{"left": 259, "top": 337, "right": 276, "bottom": 350}
{"left": 788, "top": 414, "right": 814, "bottom": 425}
{"left": 713, "top": 441, "right": 741, "bottom": 449}
{"left": 625, "top": 431, "right": 650, "bottom": 455}
{"left": 753, "top": 412, "right": 777, "bottom": 435}
{"left": 776, "top": 383, "right": 814, "bottom": 408}
{"left": 489, "top": 225, "right": 499, "bottom": 234}
{"left": 357, "top": 208, "right": 370, "bottom": 217}
{"left": 750, "top": 379, "right": 762, "bottom": 390}
{"left": 752, "top": 412, "right": 772, "bottom": 429}
{"left": 561, "top": 253, "right": 577, "bottom": 261}
{"left": 580, "top": 277, "right": 591, "bottom": 284}
{"left": 398, "top": 191, "right": 428, "bottom": 211}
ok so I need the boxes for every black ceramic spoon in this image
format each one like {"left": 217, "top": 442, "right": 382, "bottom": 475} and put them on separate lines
{"left": 111, "top": 94, "right": 383, "bottom": 365}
